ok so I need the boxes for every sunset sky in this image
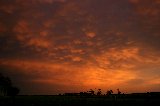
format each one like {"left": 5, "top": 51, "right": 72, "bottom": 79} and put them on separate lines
{"left": 0, "top": 0, "right": 160, "bottom": 95}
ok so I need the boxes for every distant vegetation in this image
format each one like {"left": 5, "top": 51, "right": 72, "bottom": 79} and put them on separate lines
{"left": 64, "top": 88, "right": 121, "bottom": 96}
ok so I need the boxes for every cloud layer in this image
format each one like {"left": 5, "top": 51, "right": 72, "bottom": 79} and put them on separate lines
{"left": 0, "top": 0, "right": 160, "bottom": 94}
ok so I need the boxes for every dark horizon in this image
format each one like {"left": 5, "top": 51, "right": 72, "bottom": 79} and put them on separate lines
{"left": 17, "top": 91, "right": 160, "bottom": 96}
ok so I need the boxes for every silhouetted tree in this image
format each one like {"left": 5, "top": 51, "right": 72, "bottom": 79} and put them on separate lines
{"left": 7, "top": 86, "right": 20, "bottom": 96}
{"left": 117, "top": 88, "right": 121, "bottom": 94}
{"left": 0, "top": 73, "right": 12, "bottom": 96}
{"left": 106, "top": 90, "right": 113, "bottom": 95}
{"left": 0, "top": 73, "right": 20, "bottom": 96}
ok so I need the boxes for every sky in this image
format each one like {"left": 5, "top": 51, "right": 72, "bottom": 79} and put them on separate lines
{"left": 0, "top": 0, "right": 160, "bottom": 95}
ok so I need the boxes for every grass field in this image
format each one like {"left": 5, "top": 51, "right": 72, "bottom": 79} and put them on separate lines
{"left": 0, "top": 94, "right": 160, "bottom": 106}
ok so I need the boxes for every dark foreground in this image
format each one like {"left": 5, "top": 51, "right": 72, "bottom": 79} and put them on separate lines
{"left": 0, "top": 93, "right": 160, "bottom": 106}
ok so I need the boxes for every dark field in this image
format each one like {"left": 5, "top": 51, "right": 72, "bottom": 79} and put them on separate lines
{"left": 0, "top": 93, "right": 160, "bottom": 106}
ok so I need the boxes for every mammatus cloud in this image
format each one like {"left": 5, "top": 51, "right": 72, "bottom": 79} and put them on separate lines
{"left": 0, "top": 0, "right": 160, "bottom": 94}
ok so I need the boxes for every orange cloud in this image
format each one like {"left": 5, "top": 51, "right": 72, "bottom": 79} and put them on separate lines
{"left": 34, "top": 0, "right": 66, "bottom": 4}
{"left": 57, "top": 1, "right": 81, "bottom": 17}
{"left": 130, "top": 0, "right": 160, "bottom": 22}
{"left": 0, "top": 23, "right": 6, "bottom": 33}
{"left": 92, "top": 47, "right": 140, "bottom": 70}
{"left": 28, "top": 38, "right": 51, "bottom": 48}
{"left": 15, "top": 0, "right": 66, "bottom": 6}
{"left": 0, "top": 59, "right": 137, "bottom": 89}
{"left": 70, "top": 49, "right": 84, "bottom": 54}
{"left": 13, "top": 20, "right": 52, "bottom": 49}
{"left": 13, "top": 20, "right": 30, "bottom": 34}
{"left": 129, "top": 0, "right": 139, "bottom": 4}
{"left": 0, "top": 0, "right": 160, "bottom": 94}
{"left": 0, "top": 4, "right": 16, "bottom": 14}
{"left": 85, "top": 32, "right": 96, "bottom": 38}
{"left": 39, "top": 30, "right": 49, "bottom": 37}
{"left": 1, "top": 44, "right": 160, "bottom": 94}
{"left": 0, "top": 59, "right": 86, "bottom": 88}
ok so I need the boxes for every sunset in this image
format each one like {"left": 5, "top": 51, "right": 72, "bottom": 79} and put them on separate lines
{"left": 0, "top": 0, "right": 160, "bottom": 96}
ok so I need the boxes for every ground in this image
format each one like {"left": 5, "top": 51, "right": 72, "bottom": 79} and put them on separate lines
{"left": 0, "top": 94, "right": 160, "bottom": 106}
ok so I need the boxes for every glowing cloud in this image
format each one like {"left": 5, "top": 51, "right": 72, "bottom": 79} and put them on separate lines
{"left": 0, "top": 0, "right": 160, "bottom": 94}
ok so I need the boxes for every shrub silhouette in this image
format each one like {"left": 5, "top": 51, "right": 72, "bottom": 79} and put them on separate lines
{"left": 97, "top": 89, "right": 102, "bottom": 95}
{"left": 88, "top": 89, "right": 95, "bottom": 95}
